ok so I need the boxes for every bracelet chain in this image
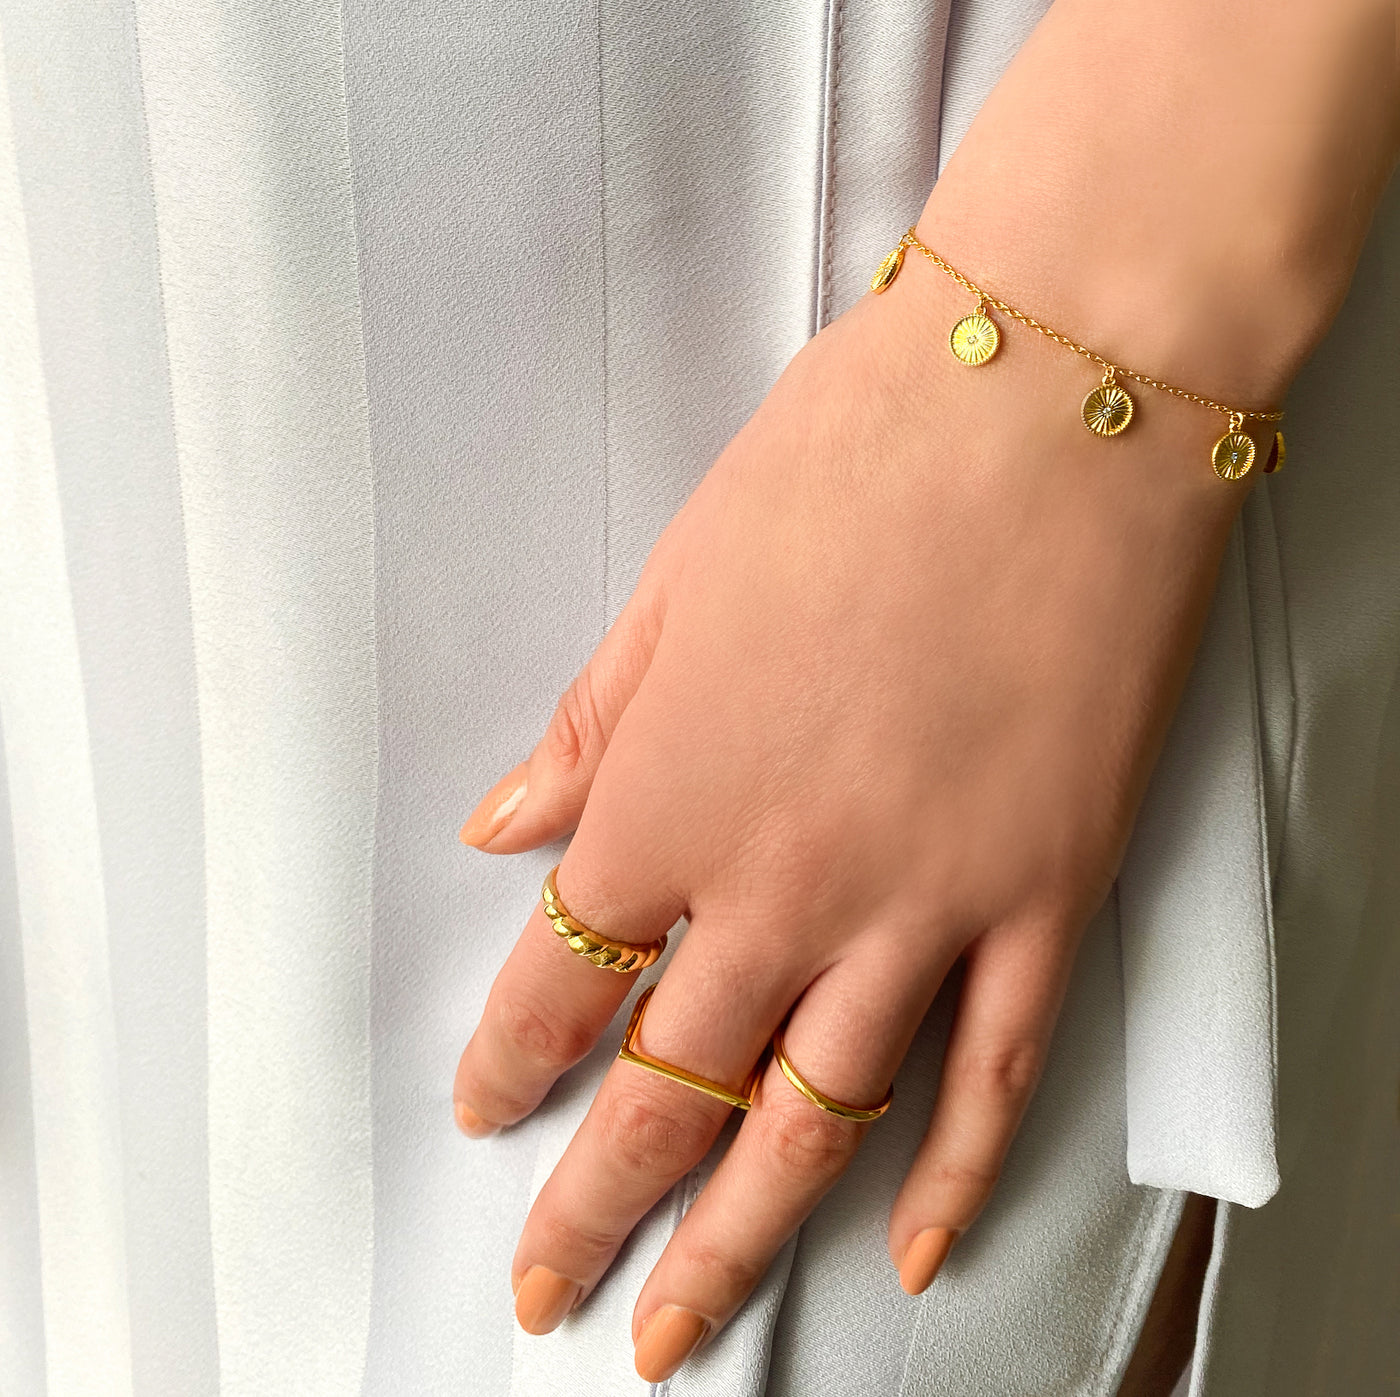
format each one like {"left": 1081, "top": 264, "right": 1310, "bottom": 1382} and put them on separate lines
{"left": 900, "top": 229, "right": 1285, "bottom": 424}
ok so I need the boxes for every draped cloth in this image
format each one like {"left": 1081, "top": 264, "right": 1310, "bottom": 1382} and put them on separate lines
{"left": 1, "top": 1, "right": 1396, "bottom": 1393}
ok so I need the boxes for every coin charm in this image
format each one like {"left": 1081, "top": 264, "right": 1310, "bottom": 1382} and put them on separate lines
{"left": 1263, "top": 430, "right": 1286, "bottom": 474}
{"left": 1081, "top": 370, "right": 1135, "bottom": 436}
{"left": 949, "top": 308, "right": 1000, "bottom": 365}
{"left": 1212, "top": 432, "right": 1256, "bottom": 480}
{"left": 1211, "top": 413, "right": 1256, "bottom": 480}
{"left": 870, "top": 244, "right": 906, "bottom": 294}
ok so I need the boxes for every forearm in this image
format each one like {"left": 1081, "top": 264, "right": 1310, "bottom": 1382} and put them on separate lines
{"left": 920, "top": 0, "right": 1400, "bottom": 407}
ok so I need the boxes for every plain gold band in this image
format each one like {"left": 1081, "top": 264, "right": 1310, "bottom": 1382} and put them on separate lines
{"left": 541, "top": 866, "right": 666, "bottom": 974}
{"left": 771, "top": 1026, "right": 893, "bottom": 1122}
{"left": 618, "top": 985, "right": 760, "bottom": 1111}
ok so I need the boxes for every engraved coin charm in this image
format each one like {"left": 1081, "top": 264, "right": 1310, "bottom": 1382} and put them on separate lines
{"left": 870, "top": 244, "right": 906, "bottom": 294}
{"left": 1212, "top": 413, "right": 1256, "bottom": 480}
{"left": 949, "top": 308, "right": 1000, "bottom": 365}
{"left": 1263, "top": 430, "right": 1286, "bottom": 474}
{"left": 1081, "top": 370, "right": 1135, "bottom": 436}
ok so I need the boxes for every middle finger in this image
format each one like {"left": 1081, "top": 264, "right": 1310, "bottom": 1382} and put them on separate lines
{"left": 510, "top": 913, "right": 807, "bottom": 1332}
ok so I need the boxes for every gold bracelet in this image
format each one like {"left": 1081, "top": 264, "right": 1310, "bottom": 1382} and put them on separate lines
{"left": 871, "top": 228, "right": 1285, "bottom": 482}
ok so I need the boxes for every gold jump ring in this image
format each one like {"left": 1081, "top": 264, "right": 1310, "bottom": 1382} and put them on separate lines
{"left": 618, "top": 985, "right": 762, "bottom": 1111}
{"left": 770, "top": 1025, "right": 893, "bottom": 1122}
{"left": 541, "top": 866, "right": 666, "bottom": 974}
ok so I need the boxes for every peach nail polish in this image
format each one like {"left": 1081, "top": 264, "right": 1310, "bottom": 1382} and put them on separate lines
{"left": 634, "top": 1305, "right": 709, "bottom": 1382}
{"left": 514, "top": 1266, "right": 581, "bottom": 1335}
{"left": 899, "top": 1227, "right": 958, "bottom": 1296}
{"left": 459, "top": 765, "right": 528, "bottom": 849}
{"left": 454, "top": 1099, "right": 498, "bottom": 1139}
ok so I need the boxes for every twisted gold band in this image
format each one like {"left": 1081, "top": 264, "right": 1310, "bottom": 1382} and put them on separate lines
{"left": 771, "top": 1026, "right": 893, "bottom": 1122}
{"left": 618, "top": 985, "right": 761, "bottom": 1110}
{"left": 541, "top": 866, "right": 666, "bottom": 974}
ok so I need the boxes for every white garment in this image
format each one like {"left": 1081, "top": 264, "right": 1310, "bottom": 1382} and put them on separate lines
{"left": 0, "top": 1, "right": 1396, "bottom": 1394}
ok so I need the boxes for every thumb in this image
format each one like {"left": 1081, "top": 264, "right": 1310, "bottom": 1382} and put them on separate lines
{"left": 460, "top": 584, "right": 666, "bottom": 853}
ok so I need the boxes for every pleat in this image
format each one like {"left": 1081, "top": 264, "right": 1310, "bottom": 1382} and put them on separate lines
{"left": 339, "top": 0, "right": 610, "bottom": 1388}
{"left": 1118, "top": 522, "right": 1280, "bottom": 1209}
{"left": 0, "top": 31, "right": 134, "bottom": 1393}
{"left": 0, "top": 723, "right": 47, "bottom": 1397}
{"left": 0, "top": 1, "right": 220, "bottom": 1387}
{"left": 597, "top": 0, "right": 830, "bottom": 615}
{"left": 129, "top": 1, "right": 377, "bottom": 1391}
{"left": 818, "top": 0, "right": 953, "bottom": 325}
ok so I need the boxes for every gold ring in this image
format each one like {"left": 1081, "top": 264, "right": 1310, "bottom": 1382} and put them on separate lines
{"left": 618, "top": 985, "right": 761, "bottom": 1111}
{"left": 770, "top": 1025, "right": 893, "bottom": 1122}
{"left": 541, "top": 865, "right": 666, "bottom": 973}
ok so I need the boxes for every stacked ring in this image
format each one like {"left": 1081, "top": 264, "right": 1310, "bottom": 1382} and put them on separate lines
{"left": 541, "top": 866, "right": 667, "bottom": 974}
{"left": 617, "top": 984, "right": 762, "bottom": 1110}
{"left": 611, "top": 985, "right": 896, "bottom": 1122}
{"left": 771, "top": 1025, "right": 893, "bottom": 1121}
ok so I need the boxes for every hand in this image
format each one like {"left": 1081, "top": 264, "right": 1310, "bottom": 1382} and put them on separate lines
{"left": 452, "top": 239, "right": 1251, "bottom": 1382}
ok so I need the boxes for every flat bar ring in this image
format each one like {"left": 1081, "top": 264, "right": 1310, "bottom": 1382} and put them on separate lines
{"left": 771, "top": 1025, "right": 893, "bottom": 1122}
{"left": 618, "top": 985, "right": 762, "bottom": 1111}
{"left": 541, "top": 865, "right": 666, "bottom": 974}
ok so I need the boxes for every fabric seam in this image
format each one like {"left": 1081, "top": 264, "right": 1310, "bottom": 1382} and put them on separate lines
{"left": 653, "top": 1168, "right": 702, "bottom": 1397}
{"left": 597, "top": 0, "right": 611, "bottom": 632}
{"left": 1088, "top": 1188, "right": 1186, "bottom": 1396}
{"left": 812, "top": 0, "right": 845, "bottom": 335}
{"left": 1262, "top": 481, "right": 1301, "bottom": 900}
{"left": 1232, "top": 522, "right": 1283, "bottom": 1160}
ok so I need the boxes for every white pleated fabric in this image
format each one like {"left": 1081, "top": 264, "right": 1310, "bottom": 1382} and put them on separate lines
{"left": 1, "top": 1, "right": 1397, "bottom": 1394}
{"left": 0, "top": 41, "right": 132, "bottom": 1391}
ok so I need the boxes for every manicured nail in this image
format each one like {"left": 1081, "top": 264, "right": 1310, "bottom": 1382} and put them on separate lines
{"left": 634, "top": 1305, "right": 710, "bottom": 1382}
{"left": 514, "top": 1266, "right": 581, "bottom": 1335}
{"left": 459, "top": 764, "right": 528, "bottom": 849}
{"left": 454, "top": 1099, "right": 498, "bottom": 1139}
{"left": 899, "top": 1227, "right": 958, "bottom": 1296}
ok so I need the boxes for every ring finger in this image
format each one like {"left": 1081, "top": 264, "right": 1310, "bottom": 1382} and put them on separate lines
{"left": 629, "top": 943, "right": 944, "bottom": 1380}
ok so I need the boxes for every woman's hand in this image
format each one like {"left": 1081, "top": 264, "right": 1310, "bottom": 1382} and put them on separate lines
{"left": 451, "top": 241, "right": 1254, "bottom": 1382}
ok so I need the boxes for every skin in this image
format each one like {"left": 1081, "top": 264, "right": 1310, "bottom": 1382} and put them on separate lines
{"left": 454, "top": 0, "right": 1400, "bottom": 1383}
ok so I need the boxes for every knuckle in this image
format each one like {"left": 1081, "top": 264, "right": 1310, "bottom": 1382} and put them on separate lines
{"left": 492, "top": 993, "right": 593, "bottom": 1073}
{"left": 597, "top": 1087, "right": 714, "bottom": 1178}
{"left": 918, "top": 1159, "right": 1008, "bottom": 1226}
{"left": 922, "top": 1158, "right": 1001, "bottom": 1205}
{"left": 678, "top": 1241, "right": 764, "bottom": 1299}
{"left": 535, "top": 1211, "right": 619, "bottom": 1273}
{"left": 754, "top": 1093, "right": 860, "bottom": 1182}
{"left": 546, "top": 669, "right": 603, "bottom": 773}
{"left": 959, "top": 1038, "right": 1045, "bottom": 1105}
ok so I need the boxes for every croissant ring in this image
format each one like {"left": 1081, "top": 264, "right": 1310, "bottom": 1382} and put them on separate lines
{"left": 541, "top": 866, "right": 666, "bottom": 974}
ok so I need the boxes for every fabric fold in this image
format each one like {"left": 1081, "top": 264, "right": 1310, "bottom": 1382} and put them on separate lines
{"left": 1118, "top": 512, "right": 1281, "bottom": 1208}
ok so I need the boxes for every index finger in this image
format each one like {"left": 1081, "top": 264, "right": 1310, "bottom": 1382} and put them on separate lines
{"left": 453, "top": 861, "right": 681, "bottom": 1135}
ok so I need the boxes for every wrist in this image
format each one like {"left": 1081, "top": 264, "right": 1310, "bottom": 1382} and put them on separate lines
{"left": 917, "top": 0, "right": 1400, "bottom": 413}
{"left": 915, "top": 187, "right": 1328, "bottom": 415}
{"left": 836, "top": 248, "right": 1260, "bottom": 532}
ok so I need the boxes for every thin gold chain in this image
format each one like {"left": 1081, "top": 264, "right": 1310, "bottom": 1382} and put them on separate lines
{"left": 901, "top": 229, "right": 1284, "bottom": 424}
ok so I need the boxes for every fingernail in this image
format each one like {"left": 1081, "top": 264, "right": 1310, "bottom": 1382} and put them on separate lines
{"left": 459, "top": 764, "right": 528, "bottom": 849}
{"left": 514, "top": 1265, "right": 582, "bottom": 1335}
{"left": 454, "top": 1099, "right": 498, "bottom": 1140}
{"left": 634, "top": 1305, "right": 710, "bottom": 1382}
{"left": 899, "top": 1227, "right": 958, "bottom": 1296}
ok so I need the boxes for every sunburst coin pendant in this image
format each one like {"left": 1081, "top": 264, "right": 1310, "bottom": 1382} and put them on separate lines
{"left": 870, "top": 243, "right": 906, "bottom": 294}
{"left": 949, "top": 303, "right": 1000, "bottom": 365}
{"left": 1081, "top": 369, "right": 1135, "bottom": 436}
{"left": 1211, "top": 413, "right": 1257, "bottom": 481}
